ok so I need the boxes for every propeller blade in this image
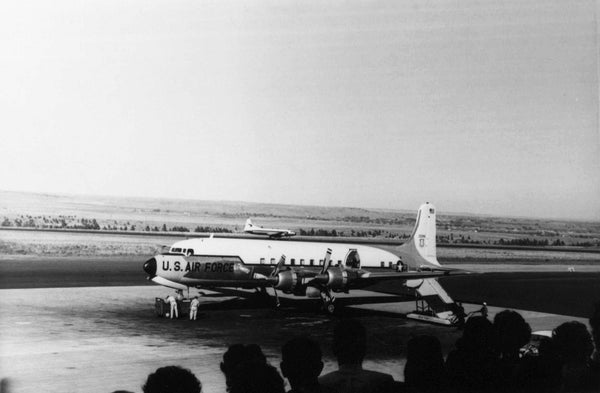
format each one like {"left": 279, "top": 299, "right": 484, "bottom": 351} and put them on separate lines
{"left": 320, "top": 248, "right": 332, "bottom": 274}
{"left": 270, "top": 254, "right": 286, "bottom": 277}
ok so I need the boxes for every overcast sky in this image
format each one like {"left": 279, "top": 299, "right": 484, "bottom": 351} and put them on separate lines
{"left": 1, "top": 0, "right": 599, "bottom": 220}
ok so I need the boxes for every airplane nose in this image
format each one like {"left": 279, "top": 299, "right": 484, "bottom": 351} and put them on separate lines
{"left": 143, "top": 258, "right": 157, "bottom": 277}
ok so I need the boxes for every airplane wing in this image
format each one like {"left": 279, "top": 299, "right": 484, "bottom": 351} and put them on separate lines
{"left": 345, "top": 268, "right": 470, "bottom": 289}
{"left": 183, "top": 279, "right": 273, "bottom": 288}
{"left": 181, "top": 269, "right": 466, "bottom": 289}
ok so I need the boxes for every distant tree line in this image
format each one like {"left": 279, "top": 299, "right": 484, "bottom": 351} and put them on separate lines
{"left": 214, "top": 212, "right": 415, "bottom": 225}
{"left": 193, "top": 226, "right": 232, "bottom": 233}
{"left": 299, "top": 228, "right": 341, "bottom": 237}
{"left": 340, "top": 216, "right": 412, "bottom": 225}
{"left": 141, "top": 224, "right": 232, "bottom": 233}
{"left": 2, "top": 215, "right": 79, "bottom": 229}
{"left": 498, "top": 238, "right": 551, "bottom": 246}
{"left": 163, "top": 225, "right": 233, "bottom": 233}
{"left": 435, "top": 235, "right": 597, "bottom": 247}
{"left": 75, "top": 218, "right": 100, "bottom": 230}
{"left": 0, "top": 216, "right": 231, "bottom": 234}
{"left": 299, "top": 228, "right": 408, "bottom": 239}
{"left": 2, "top": 215, "right": 599, "bottom": 247}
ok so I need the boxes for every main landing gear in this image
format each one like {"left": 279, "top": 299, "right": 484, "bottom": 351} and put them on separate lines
{"left": 256, "top": 287, "right": 281, "bottom": 308}
{"left": 271, "top": 287, "right": 281, "bottom": 308}
{"left": 320, "top": 288, "right": 336, "bottom": 314}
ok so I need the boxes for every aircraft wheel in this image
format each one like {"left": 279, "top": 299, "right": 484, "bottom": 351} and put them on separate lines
{"left": 325, "top": 302, "right": 335, "bottom": 314}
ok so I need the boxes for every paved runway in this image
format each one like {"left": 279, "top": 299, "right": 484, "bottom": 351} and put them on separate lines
{"left": 0, "top": 257, "right": 598, "bottom": 393}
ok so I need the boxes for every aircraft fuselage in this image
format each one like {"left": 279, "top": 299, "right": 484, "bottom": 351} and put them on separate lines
{"left": 146, "top": 238, "right": 402, "bottom": 288}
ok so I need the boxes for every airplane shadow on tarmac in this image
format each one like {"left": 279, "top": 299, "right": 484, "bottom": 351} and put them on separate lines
{"left": 191, "top": 289, "right": 413, "bottom": 318}
{"left": 93, "top": 289, "right": 420, "bottom": 354}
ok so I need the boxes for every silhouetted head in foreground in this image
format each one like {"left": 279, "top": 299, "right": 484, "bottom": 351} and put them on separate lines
{"left": 445, "top": 316, "right": 500, "bottom": 390}
{"left": 494, "top": 309, "right": 531, "bottom": 359}
{"left": 228, "top": 361, "right": 285, "bottom": 393}
{"left": 333, "top": 319, "right": 367, "bottom": 366}
{"left": 553, "top": 321, "right": 596, "bottom": 391}
{"left": 404, "top": 335, "right": 445, "bottom": 390}
{"left": 459, "top": 315, "right": 497, "bottom": 354}
{"left": 281, "top": 336, "right": 324, "bottom": 390}
{"left": 221, "top": 344, "right": 267, "bottom": 388}
{"left": 553, "top": 321, "right": 594, "bottom": 364}
{"left": 142, "top": 366, "right": 201, "bottom": 393}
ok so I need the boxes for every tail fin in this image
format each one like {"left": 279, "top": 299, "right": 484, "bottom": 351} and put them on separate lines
{"left": 396, "top": 202, "right": 441, "bottom": 268}
{"left": 244, "top": 219, "right": 253, "bottom": 231}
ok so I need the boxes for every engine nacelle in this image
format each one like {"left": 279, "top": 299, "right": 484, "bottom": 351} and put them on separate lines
{"left": 325, "top": 269, "right": 358, "bottom": 290}
{"left": 274, "top": 270, "right": 299, "bottom": 293}
{"left": 305, "top": 286, "right": 322, "bottom": 298}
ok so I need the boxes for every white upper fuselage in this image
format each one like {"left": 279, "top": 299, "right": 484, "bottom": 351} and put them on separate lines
{"left": 169, "top": 237, "right": 401, "bottom": 269}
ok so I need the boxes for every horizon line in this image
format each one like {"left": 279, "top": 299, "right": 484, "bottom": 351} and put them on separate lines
{"left": 1, "top": 188, "right": 598, "bottom": 223}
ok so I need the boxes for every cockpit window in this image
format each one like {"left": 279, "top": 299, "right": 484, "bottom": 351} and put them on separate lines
{"left": 171, "top": 247, "right": 182, "bottom": 253}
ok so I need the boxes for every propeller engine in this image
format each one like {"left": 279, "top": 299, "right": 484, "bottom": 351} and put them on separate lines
{"left": 268, "top": 255, "right": 301, "bottom": 294}
{"left": 314, "top": 268, "right": 359, "bottom": 292}
{"left": 273, "top": 270, "right": 300, "bottom": 293}
{"left": 310, "top": 248, "right": 360, "bottom": 292}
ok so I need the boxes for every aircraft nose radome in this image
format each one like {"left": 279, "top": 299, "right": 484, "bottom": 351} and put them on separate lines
{"left": 143, "top": 258, "right": 157, "bottom": 277}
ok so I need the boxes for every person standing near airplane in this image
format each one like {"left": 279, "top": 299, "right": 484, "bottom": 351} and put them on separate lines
{"left": 481, "top": 302, "right": 488, "bottom": 319}
{"left": 189, "top": 296, "right": 200, "bottom": 321}
{"left": 166, "top": 294, "right": 178, "bottom": 319}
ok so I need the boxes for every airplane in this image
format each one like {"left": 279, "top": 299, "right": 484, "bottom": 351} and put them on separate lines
{"left": 244, "top": 218, "right": 296, "bottom": 238}
{"left": 143, "top": 202, "right": 463, "bottom": 313}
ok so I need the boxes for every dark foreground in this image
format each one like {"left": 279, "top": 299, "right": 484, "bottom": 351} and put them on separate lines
{"left": 0, "top": 284, "right": 588, "bottom": 393}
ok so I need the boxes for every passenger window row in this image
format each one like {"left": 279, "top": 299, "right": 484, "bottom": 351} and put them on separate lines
{"left": 257, "top": 258, "right": 343, "bottom": 267}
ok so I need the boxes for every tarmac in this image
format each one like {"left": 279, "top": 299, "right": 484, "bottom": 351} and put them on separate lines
{"left": 0, "top": 259, "right": 598, "bottom": 393}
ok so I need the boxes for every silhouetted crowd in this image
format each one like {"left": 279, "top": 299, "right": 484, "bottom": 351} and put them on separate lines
{"left": 113, "top": 301, "right": 600, "bottom": 393}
